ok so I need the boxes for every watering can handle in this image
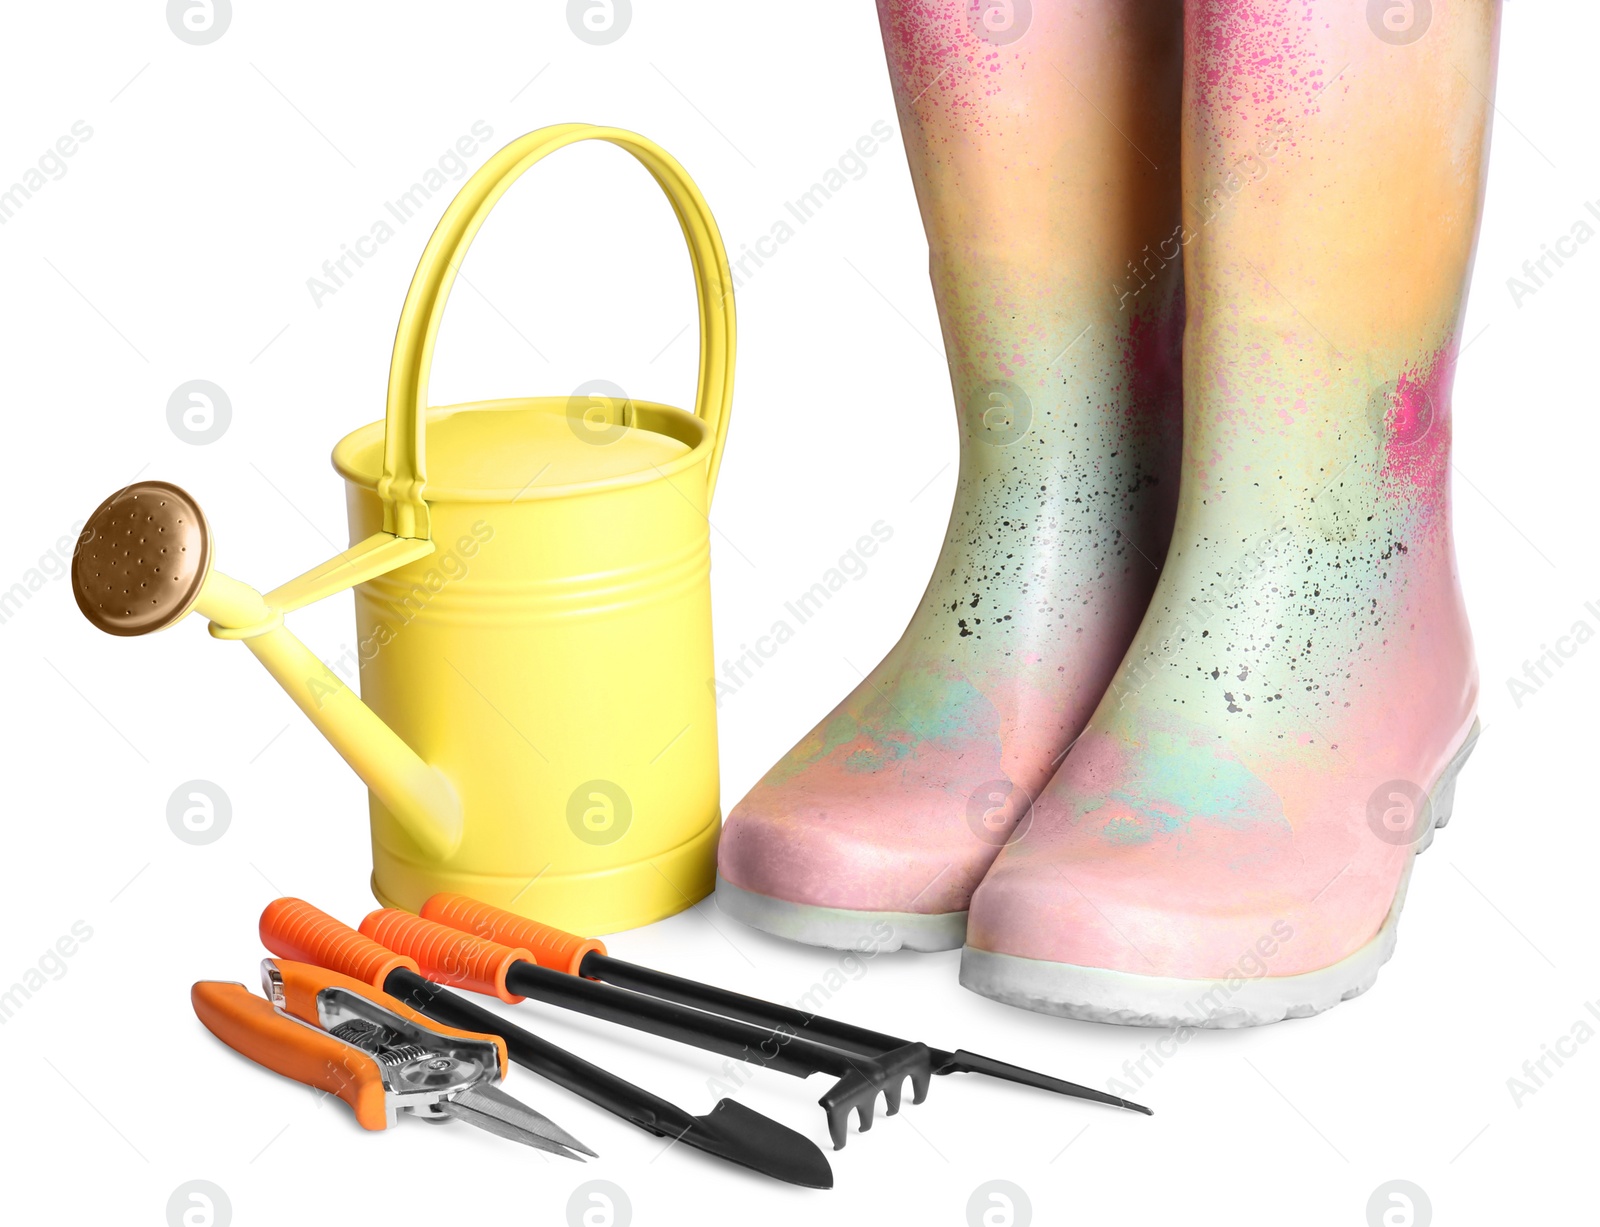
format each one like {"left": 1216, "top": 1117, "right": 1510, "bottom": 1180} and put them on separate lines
{"left": 378, "top": 123, "right": 737, "bottom": 541}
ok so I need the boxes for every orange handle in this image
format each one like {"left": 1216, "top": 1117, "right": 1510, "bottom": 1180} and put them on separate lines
{"left": 191, "top": 980, "right": 391, "bottom": 1131}
{"left": 422, "top": 893, "right": 607, "bottom": 978}
{"left": 268, "top": 959, "right": 509, "bottom": 1078}
{"left": 360, "top": 909, "right": 532, "bottom": 1004}
{"left": 260, "top": 897, "right": 420, "bottom": 988}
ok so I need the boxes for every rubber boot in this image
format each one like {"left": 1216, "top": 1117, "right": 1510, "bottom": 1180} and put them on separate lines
{"left": 717, "top": 2, "right": 1186, "bottom": 950}
{"left": 961, "top": 1, "right": 1497, "bottom": 1024}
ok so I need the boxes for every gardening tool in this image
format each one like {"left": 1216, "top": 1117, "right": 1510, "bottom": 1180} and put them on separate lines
{"left": 419, "top": 892, "right": 1154, "bottom": 1118}
{"left": 191, "top": 958, "right": 593, "bottom": 1160}
{"left": 69, "top": 124, "right": 735, "bottom": 934}
{"left": 259, "top": 898, "right": 834, "bottom": 1188}
{"left": 358, "top": 902, "right": 1150, "bottom": 1149}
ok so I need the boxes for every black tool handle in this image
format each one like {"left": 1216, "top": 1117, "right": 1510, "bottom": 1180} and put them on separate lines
{"left": 506, "top": 961, "right": 871, "bottom": 1081}
{"left": 584, "top": 952, "right": 915, "bottom": 1057}
{"left": 380, "top": 967, "right": 699, "bottom": 1138}
{"left": 578, "top": 957, "right": 1155, "bottom": 1115}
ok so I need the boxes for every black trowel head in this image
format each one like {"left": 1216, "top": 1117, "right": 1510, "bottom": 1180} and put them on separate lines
{"left": 686, "top": 1099, "right": 834, "bottom": 1189}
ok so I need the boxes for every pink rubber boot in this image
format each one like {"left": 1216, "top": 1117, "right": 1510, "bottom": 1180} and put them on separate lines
{"left": 717, "top": 2, "right": 1186, "bottom": 950}
{"left": 961, "top": 0, "right": 1497, "bottom": 1023}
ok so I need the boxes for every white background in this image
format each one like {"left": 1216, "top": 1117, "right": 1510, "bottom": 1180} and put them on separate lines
{"left": 1, "top": 3, "right": 1592, "bottom": 1224}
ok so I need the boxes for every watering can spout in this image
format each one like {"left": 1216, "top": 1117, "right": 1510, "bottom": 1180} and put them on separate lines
{"left": 70, "top": 482, "right": 464, "bottom": 862}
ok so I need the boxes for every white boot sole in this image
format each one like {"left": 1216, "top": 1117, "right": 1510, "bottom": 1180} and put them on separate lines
{"left": 714, "top": 875, "right": 967, "bottom": 952}
{"left": 959, "top": 721, "right": 1480, "bottom": 1028}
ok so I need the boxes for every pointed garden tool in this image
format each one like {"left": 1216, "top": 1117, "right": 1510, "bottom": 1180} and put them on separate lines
{"left": 360, "top": 897, "right": 1151, "bottom": 1149}
{"left": 258, "top": 899, "right": 833, "bottom": 1189}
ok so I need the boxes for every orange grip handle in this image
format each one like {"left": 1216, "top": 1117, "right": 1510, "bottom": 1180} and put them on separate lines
{"left": 191, "top": 980, "right": 390, "bottom": 1131}
{"left": 360, "top": 909, "right": 534, "bottom": 1005}
{"left": 260, "top": 897, "right": 419, "bottom": 989}
{"left": 268, "top": 959, "right": 509, "bottom": 1078}
{"left": 422, "top": 893, "right": 607, "bottom": 977}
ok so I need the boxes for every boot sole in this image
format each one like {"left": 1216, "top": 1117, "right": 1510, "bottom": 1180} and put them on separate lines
{"left": 958, "top": 720, "right": 1480, "bottom": 1028}
{"left": 714, "top": 875, "right": 967, "bottom": 952}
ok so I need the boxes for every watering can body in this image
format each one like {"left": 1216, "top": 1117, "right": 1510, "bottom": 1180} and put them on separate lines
{"left": 72, "top": 126, "right": 734, "bottom": 934}
{"left": 332, "top": 398, "right": 721, "bottom": 930}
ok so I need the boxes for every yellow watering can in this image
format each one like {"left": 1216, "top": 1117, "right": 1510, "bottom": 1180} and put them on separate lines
{"left": 70, "top": 125, "right": 733, "bottom": 934}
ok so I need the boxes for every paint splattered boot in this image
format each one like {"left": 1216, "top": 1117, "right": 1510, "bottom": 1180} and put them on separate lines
{"left": 717, "top": 3, "right": 1186, "bottom": 950}
{"left": 961, "top": 1, "right": 1496, "bottom": 1023}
